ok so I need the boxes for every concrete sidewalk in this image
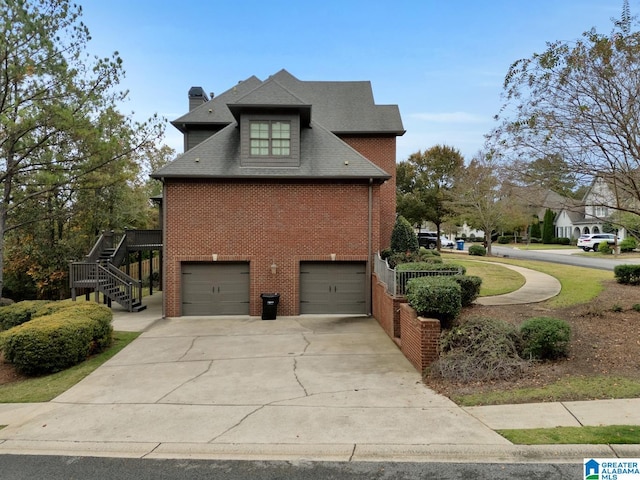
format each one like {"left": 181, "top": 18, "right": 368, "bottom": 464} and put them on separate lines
{"left": 0, "top": 287, "right": 639, "bottom": 463}
{"left": 475, "top": 263, "right": 562, "bottom": 305}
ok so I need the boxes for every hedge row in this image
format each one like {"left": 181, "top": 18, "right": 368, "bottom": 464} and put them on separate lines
{"left": 0, "top": 300, "right": 55, "bottom": 331}
{"left": 0, "top": 302, "right": 113, "bottom": 375}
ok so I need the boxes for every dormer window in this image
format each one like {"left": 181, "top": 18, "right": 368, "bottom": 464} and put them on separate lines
{"left": 241, "top": 113, "right": 300, "bottom": 167}
{"left": 250, "top": 121, "right": 291, "bottom": 156}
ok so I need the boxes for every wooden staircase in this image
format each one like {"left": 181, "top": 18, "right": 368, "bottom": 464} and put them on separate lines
{"left": 69, "top": 230, "right": 161, "bottom": 312}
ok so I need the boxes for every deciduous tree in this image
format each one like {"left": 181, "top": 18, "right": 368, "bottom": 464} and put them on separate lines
{"left": 489, "top": 5, "right": 640, "bottom": 232}
{"left": 452, "top": 153, "right": 505, "bottom": 256}
{"left": 0, "top": 0, "right": 163, "bottom": 297}
{"left": 396, "top": 145, "right": 464, "bottom": 249}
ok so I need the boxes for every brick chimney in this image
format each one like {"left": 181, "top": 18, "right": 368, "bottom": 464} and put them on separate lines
{"left": 188, "top": 86, "right": 209, "bottom": 111}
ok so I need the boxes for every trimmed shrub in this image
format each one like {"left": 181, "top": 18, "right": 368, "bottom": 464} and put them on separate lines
{"left": 396, "top": 262, "right": 465, "bottom": 274}
{"left": 396, "top": 262, "right": 465, "bottom": 296}
{"left": 406, "top": 276, "right": 461, "bottom": 325}
{"left": 0, "top": 300, "right": 52, "bottom": 332}
{"left": 387, "top": 250, "right": 442, "bottom": 268}
{"left": 497, "top": 235, "right": 513, "bottom": 244}
{"left": 598, "top": 241, "right": 613, "bottom": 254}
{"left": 432, "top": 317, "right": 526, "bottom": 382}
{"left": 552, "top": 237, "right": 571, "bottom": 245}
{"left": 614, "top": 264, "right": 640, "bottom": 285}
{"left": 620, "top": 237, "right": 637, "bottom": 253}
{"left": 419, "top": 246, "right": 441, "bottom": 257}
{"left": 1, "top": 303, "right": 113, "bottom": 375}
{"left": 519, "top": 316, "right": 571, "bottom": 360}
{"left": 454, "top": 275, "right": 482, "bottom": 307}
{"left": 468, "top": 245, "right": 486, "bottom": 256}
{"left": 390, "top": 215, "right": 419, "bottom": 253}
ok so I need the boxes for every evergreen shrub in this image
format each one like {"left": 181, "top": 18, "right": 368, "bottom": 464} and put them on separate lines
{"left": 0, "top": 303, "right": 113, "bottom": 375}
{"left": 614, "top": 264, "right": 640, "bottom": 285}
{"left": 0, "top": 300, "right": 52, "bottom": 332}
{"left": 620, "top": 237, "right": 637, "bottom": 253}
{"left": 453, "top": 275, "right": 482, "bottom": 307}
{"left": 598, "top": 241, "right": 613, "bottom": 254}
{"left": 390, "top": 216, "right": 419, "bottom": 253}
{"left": 519, "top": 316, "right": 571, "bottom": 360}
{"left": 405, "top": 276, "right": 461, "bottom": 326}
{"left": 468, "top": 245, "right": 486, "bottom": 256}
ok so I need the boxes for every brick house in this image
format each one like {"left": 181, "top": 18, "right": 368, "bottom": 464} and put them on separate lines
{"left": 152, "top": 70, "right": 404, "bottom": 317}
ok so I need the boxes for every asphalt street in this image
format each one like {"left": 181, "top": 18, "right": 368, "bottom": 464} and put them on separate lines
{"left": 0, "top": 455, "right": 584, "bottom": 480}
{"left": 489, "top": 245, "right": 640, "bottom": 270}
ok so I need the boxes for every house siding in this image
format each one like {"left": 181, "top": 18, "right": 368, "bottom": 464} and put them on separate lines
{"left": 163, "top": 179, "right": 382, "bottom": 317}
{"left": 186, "top": 129, "right": 217, "bottom": 151}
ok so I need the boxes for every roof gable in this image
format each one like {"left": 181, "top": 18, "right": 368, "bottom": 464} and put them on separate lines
{"left": 227, "top": 78, "right": 312, "bottom": 126}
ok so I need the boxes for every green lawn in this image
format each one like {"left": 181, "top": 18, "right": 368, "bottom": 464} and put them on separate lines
{"left": 444, "top": 254, "right": 613, "bottom": 307}
{"left": 445, "top": 258, "right": 526, "bottom": 296}
{"left": 0, "top": 331, "right": 139, "bottom": 403}
{"left": 498, "top": 425, "right": 640, "bottom": 444}
{"left": 452, "top": 375, "right": 640, "bottom": 407}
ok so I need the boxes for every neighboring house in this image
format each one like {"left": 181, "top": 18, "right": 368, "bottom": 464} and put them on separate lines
{"left": 542, "top": 177, "right": 626, "bottom": 239}
{"left": 152, "top": 70, "right": 404, "bottom": 317}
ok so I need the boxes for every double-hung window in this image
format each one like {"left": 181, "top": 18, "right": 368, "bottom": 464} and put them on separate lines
{"left": 250, "top": 121, "right": 291, "bottom": 156}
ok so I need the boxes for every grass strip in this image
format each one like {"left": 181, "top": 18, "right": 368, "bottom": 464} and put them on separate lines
{"left": 498, "top": 425, "right": 640, "bottom": 444}
{"left": 451, "top": 375, "right": 640, "bottom": 407}
{"left": 0, "top": 331, "right": 139, "bottom": 403}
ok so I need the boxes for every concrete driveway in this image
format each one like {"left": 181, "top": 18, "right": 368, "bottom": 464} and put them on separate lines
{"left": 0, "top": 307, "right": 519, "bottom": 461}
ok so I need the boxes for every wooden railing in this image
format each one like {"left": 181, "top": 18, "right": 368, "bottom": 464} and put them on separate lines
{"left": 125, "top": 229, "right": 162, "bottom": 249}
{"left": 70, "top": 229, "right": 161, "bottom": 312}
{"left": 69, "top": 262, "right": 142, "bottom": 312}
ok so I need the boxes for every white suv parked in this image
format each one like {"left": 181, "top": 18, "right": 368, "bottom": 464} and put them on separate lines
{"left": 576, "top": 233, "right": 620, "bottom": 252}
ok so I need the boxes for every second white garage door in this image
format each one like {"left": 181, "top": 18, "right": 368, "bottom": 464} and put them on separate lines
{"left": 299, "top": 262, "right": 367, "bottom": 314}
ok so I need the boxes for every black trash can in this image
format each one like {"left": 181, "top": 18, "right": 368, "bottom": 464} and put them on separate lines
{"left": 260, "top": 293, "right": 280, "bottom": 320}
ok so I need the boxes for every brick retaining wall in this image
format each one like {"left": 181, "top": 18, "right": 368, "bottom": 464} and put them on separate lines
{"left": 372, "top": 273, "right": 441, "bottom": 374}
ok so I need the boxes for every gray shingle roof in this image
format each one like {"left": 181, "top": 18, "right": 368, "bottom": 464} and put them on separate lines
{"left": 153, "top": 120, "right": 390, "bottom": 181}
{"left": 172, "top": 69, "right": 404, "bottom": 134}
{"left": 171, "top": 76, "right": 263, "bottom": 131}
{"left": 156, "top": 70, "right": 402, "bottom": 181}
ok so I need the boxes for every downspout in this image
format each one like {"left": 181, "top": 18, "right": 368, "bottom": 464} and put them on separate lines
{"left": 161, "top": 179, "right": 167, "bottom": 319}
{"left": 367, "top": 178, "right": 373, "bottom": 315}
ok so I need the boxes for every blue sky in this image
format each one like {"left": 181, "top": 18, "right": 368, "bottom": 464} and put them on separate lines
{"left": 80, "top": 0, "right": 624, "bottom": 162}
